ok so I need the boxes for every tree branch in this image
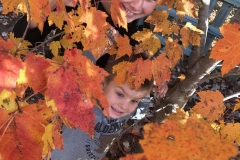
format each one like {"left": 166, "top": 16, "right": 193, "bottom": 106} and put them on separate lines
{"left": 224, "top": 92, "right": 240, "bottom": 101}
{"left": 29, "top": 31, "right": 64, "bottom": 53}
{"left": 188, "top": 0, "right": 210, "bottom": 71}
{"left": 16, "top": 0, "right": 31, "bottom": 52}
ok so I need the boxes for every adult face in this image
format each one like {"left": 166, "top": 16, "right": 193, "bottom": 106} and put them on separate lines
{"left": 103, "top": 81, "right": 149, "bottom": 119}
{"left": 102, "top": 0, "right": 157, "bottom": 23}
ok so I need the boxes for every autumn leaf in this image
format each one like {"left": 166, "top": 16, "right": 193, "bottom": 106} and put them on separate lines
{"left": 0, "top": 101, "right": 54, "bottom": 160}
{"left": 42, "top": 124, "right": 55, "bottom": 158}
{"left": 45, "top": 49, "right": 108, "bottom": 135}
{"left": 110, "top": 0, "right": 127, "bottom": 30}
{"left": 192, "top": 90, "right": 225, "bottom": 122}
{"left": 171, "top": 24, "right": 180, "bottom": 35}
{"left": 112, "top": 61, "right": 132, "bottom": 86}
{"left": 234, "top": 101, "right": 240, "bottom": 112}
{"left": 145, "top": 10, "right": 171, "bottom": 35}
{"left": 50, "top": 41, "right": 61, "bottom": 57}
{"left": 174, "top": 0, "right": 198, "bottom": 20}
{"left": 165, "top": 38, "right": 183, "bottom": 67}
{"left": 180, "top": 22, "right": 203, "bottom": 48}
{"left": 81, "top": 7, "right": 111, "bottom": 59}
{"left": 151, "top": 53, "right": 171, "bottom": 87}
{"left": 210, "top": 23, "right": 240, "bottom": 75}
{"left": 0, "top": 53, "right": 24, "bottom": 92}
{"left": 15, "top": 54, "right": 50, "bottom": 97}
{"left": 220, "top": 123, "right": 240, "bottom": 145}
{"left": 0, "top": 37, "right": 15, "bottom": 51}
{"left": 156, "top": 0, "right": 174, "bottom": 9}
{"left": 48, "top": 11, "right": 66, "bottom": 29}
{"left": 8, "top": 32, "right": 31, "bottom": 54}
{"left": 78, "top": 0, "right": 91, "bottom": 12}
{"left": 114, "top": 35, "right": 132, "bottom": 59}
{"left": 0, "top": 89, "right": 17, "bottom": 111}
{"left": 131, "top": 28, "right": 161, "bottom": 57}
{"left": 121, "top": 116, "right": 238, "bottom": 160}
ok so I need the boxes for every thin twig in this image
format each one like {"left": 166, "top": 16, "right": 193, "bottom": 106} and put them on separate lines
{"left": 0, "top": 112, "right": 17, "bottom": 131}
{"left": 224, "top": 92, "right": 240, "bottom": 101}
{"left": 29, "top": 31, "right": 64, "bottom": 53}
{"left": 16, "top": 0, "right": 31, "bottom": 52}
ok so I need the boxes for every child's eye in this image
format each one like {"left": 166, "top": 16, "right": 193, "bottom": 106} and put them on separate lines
{"left": 116, "top": 92, "right": 123, "bottom": 97}
{"left": 131, "top": 100, "right": 139, "bottom": 104}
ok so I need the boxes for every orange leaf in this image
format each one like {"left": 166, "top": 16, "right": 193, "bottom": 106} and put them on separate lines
{"left": 171, "top": 24, "right": 180, "bottom": 35}
{"left": 220, "top": 123, "right": 240, "bottom": 145}
{"left": 165, "top": 38, "right": 183, "bottom": 67}
{"left": 234, "top": 101, "right": 240, "bottom": 112}
{"left": 78, "top": 0, "right": 91, "bottom": 12}
{"left": 180, "top": 22, "right": 203, "bottom": 48}
{"left": 121, "top": 116, "right": 238, "bottom": 160}
{"left": 210, "top": 23, "right": 240, "bottom": 75}
{"left": 112, "top": 61, "right": 132, "bottom": 86}
{"left": 193, "top": 90, "right": 225, "bottom": 122}
{"left": 114, "top": 35, "right": 132, "bottom": 59}
{"left": 157, "top": 0, "right": 174, "bottom": 9}
{"left": 131, "top": 28, "right": 161, "bottom": 57}
{"left": 81, "top": 7, "right": 111, "bottom": 59}
{"left": 174, "top": 0, "right": 198, "bottom": 20}
{"left": 0, "top": 102, "right": 54, "bottom": 160}
{"left": 45, "top": 49, "right": 108, "bottom": 135}
{"left": 110, "top": 0, "right": 127, "bottom": 30}
{"left": 151, "top": 53, "right": 171, "bottom": 87}
{"left": 0, "top": 53, "right": 24, "bottom": 92}
{"left": 145, "top": 10, "right": 171, "bottom": 35}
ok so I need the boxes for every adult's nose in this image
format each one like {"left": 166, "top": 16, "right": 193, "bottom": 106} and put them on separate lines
{"left": 129, "top": 0, "right": 144, "bottom": 11}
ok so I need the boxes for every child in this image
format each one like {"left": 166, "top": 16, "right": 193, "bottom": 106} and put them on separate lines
{"left": 50, "top": 54, "right": 154, "bottom": 160}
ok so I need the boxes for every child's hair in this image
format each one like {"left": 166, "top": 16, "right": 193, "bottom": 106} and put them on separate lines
{"left": 104, "top": 54, "right": 154, "bottom": 93}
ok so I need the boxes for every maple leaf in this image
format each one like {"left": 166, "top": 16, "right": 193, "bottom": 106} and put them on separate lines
{"left": 220, "top": 123, "right": 240, "bottom": 145}
{"left": 131, "top": 28, "right": 161, "bottom": 57}
{"left": 0, "top": 89, "right": 17, "bottom": 111}
{"left": 174, "top": 0, "right": 198, "bottom": 20}
{"left": 192, "top": 90, "right": 225, "bottom": 122}
{"left": 48, "top": 11, "right": 65, "bottom": 29}
{"left": 121, "top": 115, "right": 238, "bottom": 160}
{"left": 8, "top": 32, "right": 32, "bottom": 54}
{"left": 50, "top": 41, "right": 61, "bottom": 57}
{"left": 45, "top": 49, "right": 109, "bottom": 135}
{"left": 165, "top": 38, "right": 183, "bottom": 67}
{"left": 1, "top": 0, "right": 22, "bottom": 14}
{"left": 81, "top": 7, "right": 111, "bottom": 59}
{"left": 145, "top": 10, "right": 171, "bottom": 35}
{"left": 110, "top": 0, "right": 127, "bottom": 30}
{"left": 156, "top": 0, "right": 174, "bottom": 9}
{"left": 0, "top": 37, "right": 15, "bottom": 51}
{"left": 114, "top": 35, "right": 132, "bottom": 59}
{"left": 112, "top": 61, "right": 132, "bottom": 87}
{"left": 0, "top": 53, "right": 24, "bottom": 92}
{"left": 180, "top": 22, "right": 203, "bottom": 48}
{"left": 171, "top": 24, "right": 180, "bottom": 35}
{"left": 210, "top": 23, "right": 240, "bottom": 75}
{"left": 15, "top": 54, "right": 50, "bottom": 97}
{"left": 151, "top": 53, "right": 171, "bottom": 87}
{"left": 79, "top": 0, "right": 91, "bottom": 12}
{"left": 42, "top": 123, "right": 55, "bottom": 158}
{"left": 0, "top": 101, "right": 54, "bottom": 160}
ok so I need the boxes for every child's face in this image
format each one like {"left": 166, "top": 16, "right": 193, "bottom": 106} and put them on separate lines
{"left": 118, "top": 0, "right": 157, "bottom": 22}
{"left": 103, "top": 80, "right": 150, "bottom": 119}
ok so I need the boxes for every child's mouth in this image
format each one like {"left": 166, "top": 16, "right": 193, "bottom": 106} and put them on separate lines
{"left": 111, "top": 106, "right": 124, "bottom": 115}
{"left": 120, "top": 4, "right": 135, "bottom": 16}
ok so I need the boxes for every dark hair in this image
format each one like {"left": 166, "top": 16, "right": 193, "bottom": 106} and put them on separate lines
{"left": 104, "top": 54, "right": 154, "bottom": 92}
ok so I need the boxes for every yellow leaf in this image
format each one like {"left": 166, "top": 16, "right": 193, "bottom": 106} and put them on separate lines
{"left": 131, "top": 28, "right": 161, "bottom": 57}
{"left": 48, "top": 11, "right": 65, "bottom": 29}
{"left": 9, "top": 32, "right": 31, "bottom": 54}
{"left": 178, "top": 74, "right": 186, "bottom": 81}
{"left": 49, "top": 41, "right": 61, "bottom": 57}
{"left": 0, "top": 89, "right": 17, "bottom": 111}
{"left": 42, "top": 123, "right": 55, "bottom": 158}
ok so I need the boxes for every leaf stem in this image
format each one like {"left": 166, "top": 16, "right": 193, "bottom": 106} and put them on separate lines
{"left": 16, "top": 0, "right": 31, "bottom": 53}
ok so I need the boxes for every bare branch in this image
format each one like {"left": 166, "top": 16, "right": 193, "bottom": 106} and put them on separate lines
{"left": 29, "top": 31, "right": 64, "bottom": 53}
{"left": 224, "top": 92, "right": 240, "bottom": 101}
{"left": 16, "top": 0, "right": 31, "bottom": 52}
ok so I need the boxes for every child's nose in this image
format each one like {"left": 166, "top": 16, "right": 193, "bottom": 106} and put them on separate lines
{"left": 119, "top": 101, "right": 129, "bottom": 110}
{"left": 129, "top": 0, "right": 143, "bottom": 11}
